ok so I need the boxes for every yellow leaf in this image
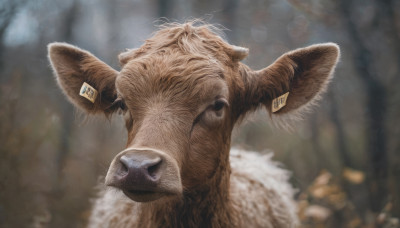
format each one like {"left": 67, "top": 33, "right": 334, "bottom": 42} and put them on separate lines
{"left": 343, "top": 168, "right": 365, "bottom": 184}
{"left": 304, "top": 205, "right": 332, "bottom": 222}
{"left": 314, "top": 170, "right": 332, "bottom": 186}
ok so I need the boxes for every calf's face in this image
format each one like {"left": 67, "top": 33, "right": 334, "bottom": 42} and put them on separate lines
{"left": 106, "top": 54, "right": 232, "bottom": 201}
{"left": 48, "top": 24, "right": 339, "bottom": 203}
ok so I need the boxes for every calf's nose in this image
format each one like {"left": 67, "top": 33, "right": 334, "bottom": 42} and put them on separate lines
{"left": 105, "top": 148, "right": 183, "bottom": 202}
{"left": 108, "top": 150, "right": 163, "bottom": 192}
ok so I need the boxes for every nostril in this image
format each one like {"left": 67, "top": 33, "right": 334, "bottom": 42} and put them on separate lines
{"left": 118, "top": 156, "right": 130, "bottom": 176}
{"left": 119, "top": 161, "right": 129, "bottom": 176}
{"left": 147, "top": 160, "right": 162, "bottom": 180}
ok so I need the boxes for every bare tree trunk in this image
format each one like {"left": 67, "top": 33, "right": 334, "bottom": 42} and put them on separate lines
{"left": 326, "top": 90, "right": 372, "bottom": 218}
{"left": 309, "top": 111, "right": 332, "bottom": 172}
{"left": 327, "top": 90, "right": 352, "bottom": 168}
{"left": 338, "top": 0, "right": 388, "bottom": 213}
{"left": 49, "top": 1, "right": 80, "bottom": 227}
{"left": 375, "top": 0, "right": 400, "bottom": 218}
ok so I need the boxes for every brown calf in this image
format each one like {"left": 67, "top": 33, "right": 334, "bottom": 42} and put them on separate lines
{"left": 48, "top": 22, "right": 339, "bottom": 228}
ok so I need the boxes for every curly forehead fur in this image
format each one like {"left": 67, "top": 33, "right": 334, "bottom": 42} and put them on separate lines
{"left": 118, "top": 52, "right": 224, "bottom": 101}
{"left": 119, "top": 22, "right": 235, "bottom": 66}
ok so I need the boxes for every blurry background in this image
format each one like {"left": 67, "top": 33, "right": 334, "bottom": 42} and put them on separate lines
{"left": 1, "top": 0, "right": 399, "bottom": 227}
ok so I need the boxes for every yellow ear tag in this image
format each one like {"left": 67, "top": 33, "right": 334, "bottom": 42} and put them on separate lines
{"left": 79, "top": 82, "right": 98, "bottom": 103}
{"left": 272, "top": 92, "right": 289, "bottom": 113}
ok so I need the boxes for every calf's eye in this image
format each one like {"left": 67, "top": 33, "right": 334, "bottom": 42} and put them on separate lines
{"left": 213, "top": 98, "right": 228, "bottom": 111}
{"left": 118, "top": 100, "right": 126, "bottom": 111}
{"left": 111, "top": 97, "right": 127, "bottom": 113}
{"left": 191, "top": 98, "right": 229, "bottom": 131}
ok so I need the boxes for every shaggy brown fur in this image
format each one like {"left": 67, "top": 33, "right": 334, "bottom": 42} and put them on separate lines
{"left": 88, "top": 149, "right": 297, "bottom": 228}
{"left": 48, "top": 21, "right": 339, "bottom": 228}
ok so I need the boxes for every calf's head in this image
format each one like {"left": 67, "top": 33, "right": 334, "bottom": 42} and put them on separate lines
{"left": 48, "top": 23, "right": 339, "bottom": 202}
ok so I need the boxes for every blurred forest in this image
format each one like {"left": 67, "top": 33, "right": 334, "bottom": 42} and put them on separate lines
{"left": 1, "top": 0, "right": 400, "bottom": 227}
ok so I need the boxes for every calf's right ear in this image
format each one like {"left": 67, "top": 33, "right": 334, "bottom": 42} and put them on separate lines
{"left": 48, "top": 42, "right": 119, "bottom": 115}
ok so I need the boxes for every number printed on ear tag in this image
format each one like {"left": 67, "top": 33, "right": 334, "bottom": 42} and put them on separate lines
{"left": 79, "top": 82, "right": 98, "bottom": 103}
{"left": 272, "top": 92, "right": 289, "bottom": 113}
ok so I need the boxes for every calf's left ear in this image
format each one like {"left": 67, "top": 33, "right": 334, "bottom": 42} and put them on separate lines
{"left": 48, "top": 43, "right": 119, "bottom": 115}
{"left": 254, "top": 43, "right": 340, "bottom": 117}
